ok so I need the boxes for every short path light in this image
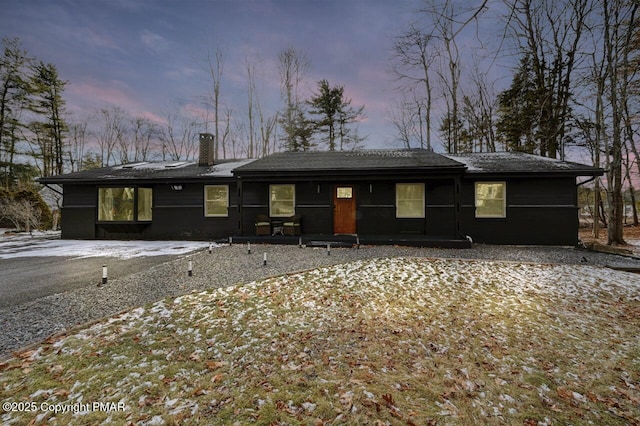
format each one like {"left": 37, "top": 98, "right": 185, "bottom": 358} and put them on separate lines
{"left": 327, "top": 243, "right": 331, "bottom": 256}
{"left": 101, "top": 265, "right": 108, "bottom": 285}
{"left": 208, "top": 242, "right": 213, "bottom": 254}
{"left": 263, "top": 252, "right": 267, "bottom": 266}
{"left": 188, "top": 260, "right": 193, "bottom": 277}
{"left": 247, "top": 241, "right": 251, "bottom": 254}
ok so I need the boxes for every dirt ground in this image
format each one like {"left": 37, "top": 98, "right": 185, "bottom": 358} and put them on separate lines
{"left": 579, "top": 224, "right": 640, "bottom": 256}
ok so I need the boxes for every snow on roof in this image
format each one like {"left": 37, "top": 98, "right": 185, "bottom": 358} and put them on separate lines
{"left": 201, "top": 159, "right": 257, "bottom": 177}
{"left": 113, "top": 161, "right": 194, "bottom": 171}
{"left": 444, "top": 152, "right": 602, "bottom": 174}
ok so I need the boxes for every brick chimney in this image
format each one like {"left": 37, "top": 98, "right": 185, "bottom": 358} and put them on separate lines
{"left": 199, "top": 133, "right": 214, "bottom": 166}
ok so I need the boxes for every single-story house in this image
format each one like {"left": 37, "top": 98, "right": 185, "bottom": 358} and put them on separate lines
{"left": 38, "top": 134, "right": 602, "bottom": 246}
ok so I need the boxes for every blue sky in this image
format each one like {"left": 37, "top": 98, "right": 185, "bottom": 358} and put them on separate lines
{"left": 2, "top": 0, "right": 505, "bottom": 151}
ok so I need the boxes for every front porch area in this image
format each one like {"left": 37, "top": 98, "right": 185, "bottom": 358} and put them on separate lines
{"left": 224, "top": 234, "right": 471, "bottom": 249}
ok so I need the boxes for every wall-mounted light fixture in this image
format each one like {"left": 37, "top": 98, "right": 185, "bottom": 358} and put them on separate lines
{"left": 170, "top": 184, "right": 183, "bottom": 191}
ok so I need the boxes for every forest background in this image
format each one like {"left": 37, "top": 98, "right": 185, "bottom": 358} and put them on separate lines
{"left": 0, "top": 0, "right": 638, "bottom": 245}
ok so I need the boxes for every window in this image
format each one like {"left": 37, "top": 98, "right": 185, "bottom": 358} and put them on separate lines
{"left": 396, "top": 183, "right": 425, "bottom": 218}
{"left": 336, "top": 187, "right": 353, "bottom": 199}
{"left": 137, "top": 188, "right": 153, "bottom": 221}
{"left": 270, "top": 184, "right": 295, "bottom": 217}
{"left": 98, "top": 187, "right": 152, "bottom": 221}
{"left": 205, "top": 185, "right": 229, "bottom": 217}
{"left": 475, "top": 182, "right": 506, "bottom": 218}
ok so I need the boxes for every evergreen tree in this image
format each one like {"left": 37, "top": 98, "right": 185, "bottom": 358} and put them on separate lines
{"left": 438, "top": 113, "right": 465, "bottom": 154}
{"left": 0, "top": 37, "right": 32, "bottom": 188}
{"left": 307, "top": 79, "right": 365, "bottom": 151}
{"left": 496, "top": 56, "right": 538, "bottom": 153}
{"left": 308, "top": 80, "right": 342, "bottom": 151}
{"left": 28, "top": 61, "right": 68, "bottom": 176}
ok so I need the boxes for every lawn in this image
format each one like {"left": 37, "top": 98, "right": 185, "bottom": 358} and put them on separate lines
{"left": 1, "top": 257, "right": 639, "bottom": 425}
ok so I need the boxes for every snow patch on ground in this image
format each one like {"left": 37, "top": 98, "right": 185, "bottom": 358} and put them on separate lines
{"left": 1, "top": 257, "right": 639, "bottom": 424}
{"left": 0, "top": 230, "right": 211, "bottom": 259}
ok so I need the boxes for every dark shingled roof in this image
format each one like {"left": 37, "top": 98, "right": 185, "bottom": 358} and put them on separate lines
{"left": 444, "top": 152, "right": 603, "bottom": 176}
{"left": 38, "top": 159, "right": 254, "bottom": 184}
{"left": 38, "top": 151, "right": 603, "bottom": 184}
{"left": 233, "top": 149, "right": 464, "bottom": 173}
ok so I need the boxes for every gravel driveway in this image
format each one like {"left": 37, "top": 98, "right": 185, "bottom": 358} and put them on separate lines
{"left": 2, "top": 243, "right": 639, "bottom": 360}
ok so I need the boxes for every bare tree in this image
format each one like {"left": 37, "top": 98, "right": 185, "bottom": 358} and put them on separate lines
{"left": 206, "top": 48, "right": 224, "bottom": 160}
{"left": 394, "top": 0, "right": 488, "bottom": 153}
{"left": 602, "top": 0, "right": 637, "bottom": 244}
{"left": 245, "top": 57, "right": 257, "bottom": 159}
{"left": 503, "top": 0, "right": 592, "bottom": 159}
{"left": 67, "top": 114, "right": 89, "bottom": 171}
{"left": 392, "top": 24, "right": 438, "bottom": 150}
{"left": 389, "top": 98, "right": 419, "bottom": 148}
{"left": 461, "top": 61, "right": 498, "bottom": 152}
{"left": 2, "top": 198, "right": 42, "bottom": 233}
{"left": 131, "top": 116, "right": 159, "bottom": 162}
{"left": 278, "top": 47, "right": 311, "bottom": 151}
{"left": 160, "top": 110, "right": 199, "bottom": 161}
{"left": 95, "top": 106, "right": 128, "bottom": 166}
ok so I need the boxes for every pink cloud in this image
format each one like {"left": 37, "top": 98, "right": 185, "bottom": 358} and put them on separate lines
{"left": 69, "top": 79, "right": 137, "bottom": 109}
{"left": 138, "top": 110, "right": 166, "bottom": 125}
{"left": 67, "top": 79, "right": 168, "bottom": 125}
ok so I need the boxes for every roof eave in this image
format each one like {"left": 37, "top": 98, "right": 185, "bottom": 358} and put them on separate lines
{"left": 461, "top": 169, "right": 604, "bottom": 178}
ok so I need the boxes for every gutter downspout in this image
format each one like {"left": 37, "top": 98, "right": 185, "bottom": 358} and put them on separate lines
{"left": 577, "top": 175, "right": 598, "bottom": 186}
{"left": 42, "top": 183, "right": 63, "bottom": 196}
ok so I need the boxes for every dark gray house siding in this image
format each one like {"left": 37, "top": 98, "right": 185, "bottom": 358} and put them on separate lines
{"left": 42, "top": 158, "right": 252, "bottom": 241}
{"left": 60, "top": 184, "right": 97, "bottom": 239}
{"left": 141, "top": 181, "right": 239, "bottom": 240}
{"left": 234, "top": 150, "right": 467, "bottom": 240}
{"left": 237, "top": 178, "right": 460, "bottom": 238}
{"left": 445, "top": 152, "right": 597, "bottom": 245}
{"left": 459, "top": 177, "right": 580, "bottom": 245}
{"left": 58, "top": 181, "right": 240, "bottom": 240}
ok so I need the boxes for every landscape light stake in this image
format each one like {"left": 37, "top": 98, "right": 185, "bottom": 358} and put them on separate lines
{"left": 327, "top": 243, "right": 331, "bottom": 256}
{"left": 299, "top": 237, "right": 302, "bottom": 248}
{"left": 101, "top": 265, "right": 108, "bottom": 285}
{"left": 229, "top": 236, "right": 233, "bottom": 246}
{"left": 263, "top": 252, "right": 267, "bottom": 266}
{"left": 188, "top": 260, "right": 193, "bottom": 277}
{"left": 208, "top": 242, "right": 213, "bottom": 254}
{"left": 356, "top": 235, "right": 360, "bottom": 249}
{"left": 247, "top": 241, "right": 251, "bottom": 254}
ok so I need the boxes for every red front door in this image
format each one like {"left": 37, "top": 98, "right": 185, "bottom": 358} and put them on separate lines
{"left": 334, "top": 185, "right": 356, "bottom": 234}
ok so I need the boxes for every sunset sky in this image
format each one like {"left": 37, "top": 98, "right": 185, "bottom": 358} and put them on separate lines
{"left": 1, "top": 0, "right": 505, "bottom": 152}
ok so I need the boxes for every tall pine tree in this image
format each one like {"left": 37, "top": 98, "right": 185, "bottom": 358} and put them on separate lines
{"left": 308, "top": 79, "right": 364, "bottom": 151}
{"left": 29, "top": 61, "right": 67, "bottom": 176}
{"left": 0, "top": 38, "right": 32, "bottom": 188}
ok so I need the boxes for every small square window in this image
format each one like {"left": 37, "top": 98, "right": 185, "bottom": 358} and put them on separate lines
{"left": 396, "top": 183, "right": 425, "bottom": 218}
{"left": 205, "top": 185, "right": 229, "bottom": 217}
{"left": 270, "top": 184, "right": 295, "bottom": 217}
{"left": 475, "top": 182, "right": 506, "bottom": 218}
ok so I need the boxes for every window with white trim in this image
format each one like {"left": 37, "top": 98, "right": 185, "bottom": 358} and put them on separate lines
{"left": 475, "top": 182, "right": 506, "bottom": 218}
{"left": 204, "top": 185, "right": 229, "bottom": 217}
{"left": 270, "top": 184, "right": 295, "bottom": 217}
{"left": 396, "top": 183, "right": 425, "bottom": 218}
